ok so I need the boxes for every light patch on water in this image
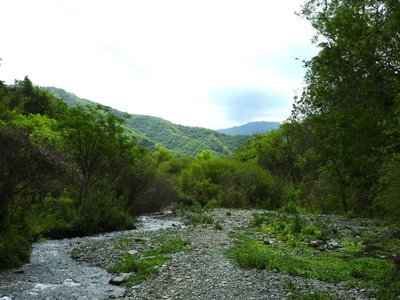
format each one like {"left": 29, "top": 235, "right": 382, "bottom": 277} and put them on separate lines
{"left": 31, "top": 283, "right": 57, "bottom": 291}
{"left": 63, "top": 278, "right": 81, "bottom": 287}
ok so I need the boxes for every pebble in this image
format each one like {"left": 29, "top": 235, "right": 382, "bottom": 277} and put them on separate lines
{"left": 109, "top": 273, "right": 131, "bottom": 285}
{"left": 72, "top": 208, "right": 379, "bottom": 300}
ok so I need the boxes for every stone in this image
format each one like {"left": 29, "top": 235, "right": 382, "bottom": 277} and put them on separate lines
{"left": 128, "top": 250, "right": 139, "bottom": 255}
{"left": 328, "top": 239, "right": 340, "bottom": 248}
{"left": 308, "top": 240, "right": 324, "bottom": 248}
{"left": 109, "top": 273, "right": 131, "bottom": 285}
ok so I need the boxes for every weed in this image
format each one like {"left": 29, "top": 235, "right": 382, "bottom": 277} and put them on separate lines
{"left": 108, "top": 232, "right": 189, "bottom": 286}
{"left": 114, "top": 236, "right": 135, "bottom": 249}
{"left": 108, "top": 253, "right": 168, "bottom": 286}
{"left": 227, "top": 235, "right": 397, "bottom": 296}
{"left": 188, "top": 214, "right": 214, "bottom": 226}
{"left": 214, "top": 222, "right": 223, "bottom": 230}
{"left": 285, "top": 281, "right": 332, "bottom": 300}
{"left": 251, "top": 213, "right": 327, "bottom": 247}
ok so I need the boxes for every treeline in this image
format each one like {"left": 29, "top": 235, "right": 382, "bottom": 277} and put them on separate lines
{"left": 45, "top": 86, "right": 250, "bottom": 157}
{"left": 174, "top": 0, "right": 400, "bottom": 221}
{"left": 0, "top": 77, "right": 179, "bottom": 268}
{"left": 1, "top": 0, "right": 399, "bottom": 270}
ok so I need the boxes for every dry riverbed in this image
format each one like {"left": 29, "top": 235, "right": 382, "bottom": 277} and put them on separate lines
{"left": 72, "top": 208, "right": 395, "bottom": 299}
{"left": 1, "top": 208, "right": 398, "bottom": 299}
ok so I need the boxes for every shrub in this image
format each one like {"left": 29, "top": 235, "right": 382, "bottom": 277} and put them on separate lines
{"left": 373, "top": 154, "right": 400, "bottom": 222}
{"left": 178, "top": 157, "right": 281, "bottom": 209}
{"left": 0, "top": 225, "right": 31, "bottom": 269}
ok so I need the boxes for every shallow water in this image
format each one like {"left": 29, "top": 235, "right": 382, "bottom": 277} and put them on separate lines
{"left": 0, "top": 215, "right": 181, "bottom": 300}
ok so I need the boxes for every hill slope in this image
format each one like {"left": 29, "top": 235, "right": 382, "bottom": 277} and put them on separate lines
{"left": 44, "top": 87, "right": 249, "bottom": 156}
{"left": 218, "top": 121, "right": 280, "bottom": 136}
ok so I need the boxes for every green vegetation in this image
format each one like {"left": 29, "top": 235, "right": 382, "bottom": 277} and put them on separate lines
{"left": 232, "top": 0, "right": 400, "bottom": 222}
{"left": 217, "top": 121, "right": 280, "bottom": 136}
{"left": 0, "top": 77, "right": 179, "bottom": 268}
{"left": 228, "top": 235, "right": 394, "bottom": 288}
{"left": 45, "top": 87, "right": 249, "bottom": 156}
{"left": 108, "top": 232, "right": 189, "bottom": 286}
{"left": 227, "top": 211, "right": 400, "bottom": 299}
{"left": 285, "top": 281, "right": 332, "bottom": 300}
{"left": 188, "top": 214, "right": 214, "bottom": 227}
{"left": 178, "top": 155, "right": 280, "bottom": 209}
{"left": 1, "top": 6, "right": 399, "bottom": 298}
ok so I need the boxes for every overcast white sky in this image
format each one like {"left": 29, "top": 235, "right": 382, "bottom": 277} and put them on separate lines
{"left": 0, "top": 0, "right": 317, "bottom": 129}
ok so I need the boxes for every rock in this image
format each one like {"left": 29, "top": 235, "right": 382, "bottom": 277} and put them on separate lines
{"left": 128, "top": 250, "right": 139, "bottom": 255}
{"left": 63, "top": 278, "right": 81, "bottom": 287}
{"left": 328, "top": 239, "right": 340, "bottom": 248}
{"left": 109, "top": 273, "right": 131, "bottom": 285}
{"left": 309, "top": 240, "right": 324, "bottom": 248}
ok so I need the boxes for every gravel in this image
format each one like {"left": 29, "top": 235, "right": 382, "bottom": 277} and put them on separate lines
{"left": 72, "top": 208, "right": 380, "bottom": 300}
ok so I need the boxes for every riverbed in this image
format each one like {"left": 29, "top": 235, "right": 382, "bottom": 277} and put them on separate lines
{"left": 0, "top": 215, "right": 180, "bottom": 300}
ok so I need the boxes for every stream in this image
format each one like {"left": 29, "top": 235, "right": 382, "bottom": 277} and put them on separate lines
{"left": 0, "top": 215, "right": 180, "bottom": 300}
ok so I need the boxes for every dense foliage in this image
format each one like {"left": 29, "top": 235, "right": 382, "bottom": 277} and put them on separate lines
{"left": 1, "top": 0, "right": 398, "bottom": 272}
{"left": 233, "top": 0, "right": 400, "bottom": 221}
{"left": 0, "top": 78, "right": 178, "bottom": 268}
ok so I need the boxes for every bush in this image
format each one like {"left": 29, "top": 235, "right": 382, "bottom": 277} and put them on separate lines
{"left": 178, "top": 157, "right": 281, "bottom": 209}
{"left": 0, "top": 225, "right": 31, "bottom": 269}
{"left": 373, "top": 154, "right": 400, "bottom": 222}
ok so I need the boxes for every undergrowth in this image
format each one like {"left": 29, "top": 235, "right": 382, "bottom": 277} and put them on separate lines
{"left": 108, "top": 232, "right": 189, "bottom": 286}
{"left": 227, "top": 211, "right": 400, "bottom": 299}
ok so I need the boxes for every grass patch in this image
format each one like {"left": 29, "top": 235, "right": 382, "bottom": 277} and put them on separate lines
{"left": 288, "top": 289, "right": 332, "bottom": 300}
{"left": 114, "top": 236, "right": 135, "bottom": 249}
{"left": 251, "top": 212, "right": 327, "bottom": 244}
{"left": 286, "top": 281, "right": 332, "bottom": 300}
{"left": 108, "top": 253, "right": 168, "bottom": 286}
{"left": 108, "top": 232, "right": 189, "bottom": 286}
{"left": 188, "top": 214, "right": 214, "bottom": 226}
{"left": 227, "top": 235, "right": 399, "bottom": 298}
{"left": 214, "top": 222, "right": 223, "bottom": 230}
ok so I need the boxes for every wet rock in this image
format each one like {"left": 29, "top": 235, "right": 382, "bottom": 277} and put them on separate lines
{"left": 328, "top": 239, "right": 340, "bottom": 249}
{"left": 128, "top": 250, "right": 139, "bottom": 255}
{"left": 109, "top": 273, "right": 131, "bottom": 285}
{"left": 263, "top": 238, "right": 274, "bottom": 245}
{"left": 309, "top": 240, "right": 324, "bottom": 248}
{"left": 63, "top": 278, "right": 81, "bottom": 287}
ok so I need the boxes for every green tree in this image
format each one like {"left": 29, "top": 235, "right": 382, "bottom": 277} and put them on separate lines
{"left": 60, "top": 105, "right": 138, "bottom": 230}
{"left": 293, "top": 0, "right": 400, "bottom": 213}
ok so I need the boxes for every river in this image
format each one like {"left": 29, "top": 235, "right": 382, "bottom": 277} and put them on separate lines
{"left": 0, "top": 215, "right": 180, "bottom": 300}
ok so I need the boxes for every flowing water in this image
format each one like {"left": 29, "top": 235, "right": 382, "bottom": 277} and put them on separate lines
{"left": 0, "top": 215, "right": 180, "bottom": 300}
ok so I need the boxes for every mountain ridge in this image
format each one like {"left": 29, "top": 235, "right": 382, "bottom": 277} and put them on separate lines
{"left": 218, "top": 121, "right": 280, "bottom": 136}
{"left": 44, "top": 87, "right": 250, "bottom": 156}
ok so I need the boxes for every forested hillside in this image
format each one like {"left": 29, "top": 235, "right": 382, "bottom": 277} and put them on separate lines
{"left": 45, "top": 87, "right": 249, "bottom": 156}
{"left": 218, "top": 121, "right": 280, "bottom": 136}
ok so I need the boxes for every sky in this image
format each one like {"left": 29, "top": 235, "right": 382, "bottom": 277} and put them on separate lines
{"left": 0, "top": 0, "right": 317, "bottom": 129}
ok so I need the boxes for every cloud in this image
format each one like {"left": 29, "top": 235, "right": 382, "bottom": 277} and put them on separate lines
{"left": 0, "top": 0, "right": 316, "bottom": 129}
{"left": 210, "top": 87, "right": 291, "bottom": 124}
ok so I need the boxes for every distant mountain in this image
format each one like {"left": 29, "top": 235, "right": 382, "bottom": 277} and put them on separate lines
{"left": 44, "top": 87, "right": 249, "bottom": 156}
{"left": 218, "top": 121, "right": 280, "bottom": 136}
